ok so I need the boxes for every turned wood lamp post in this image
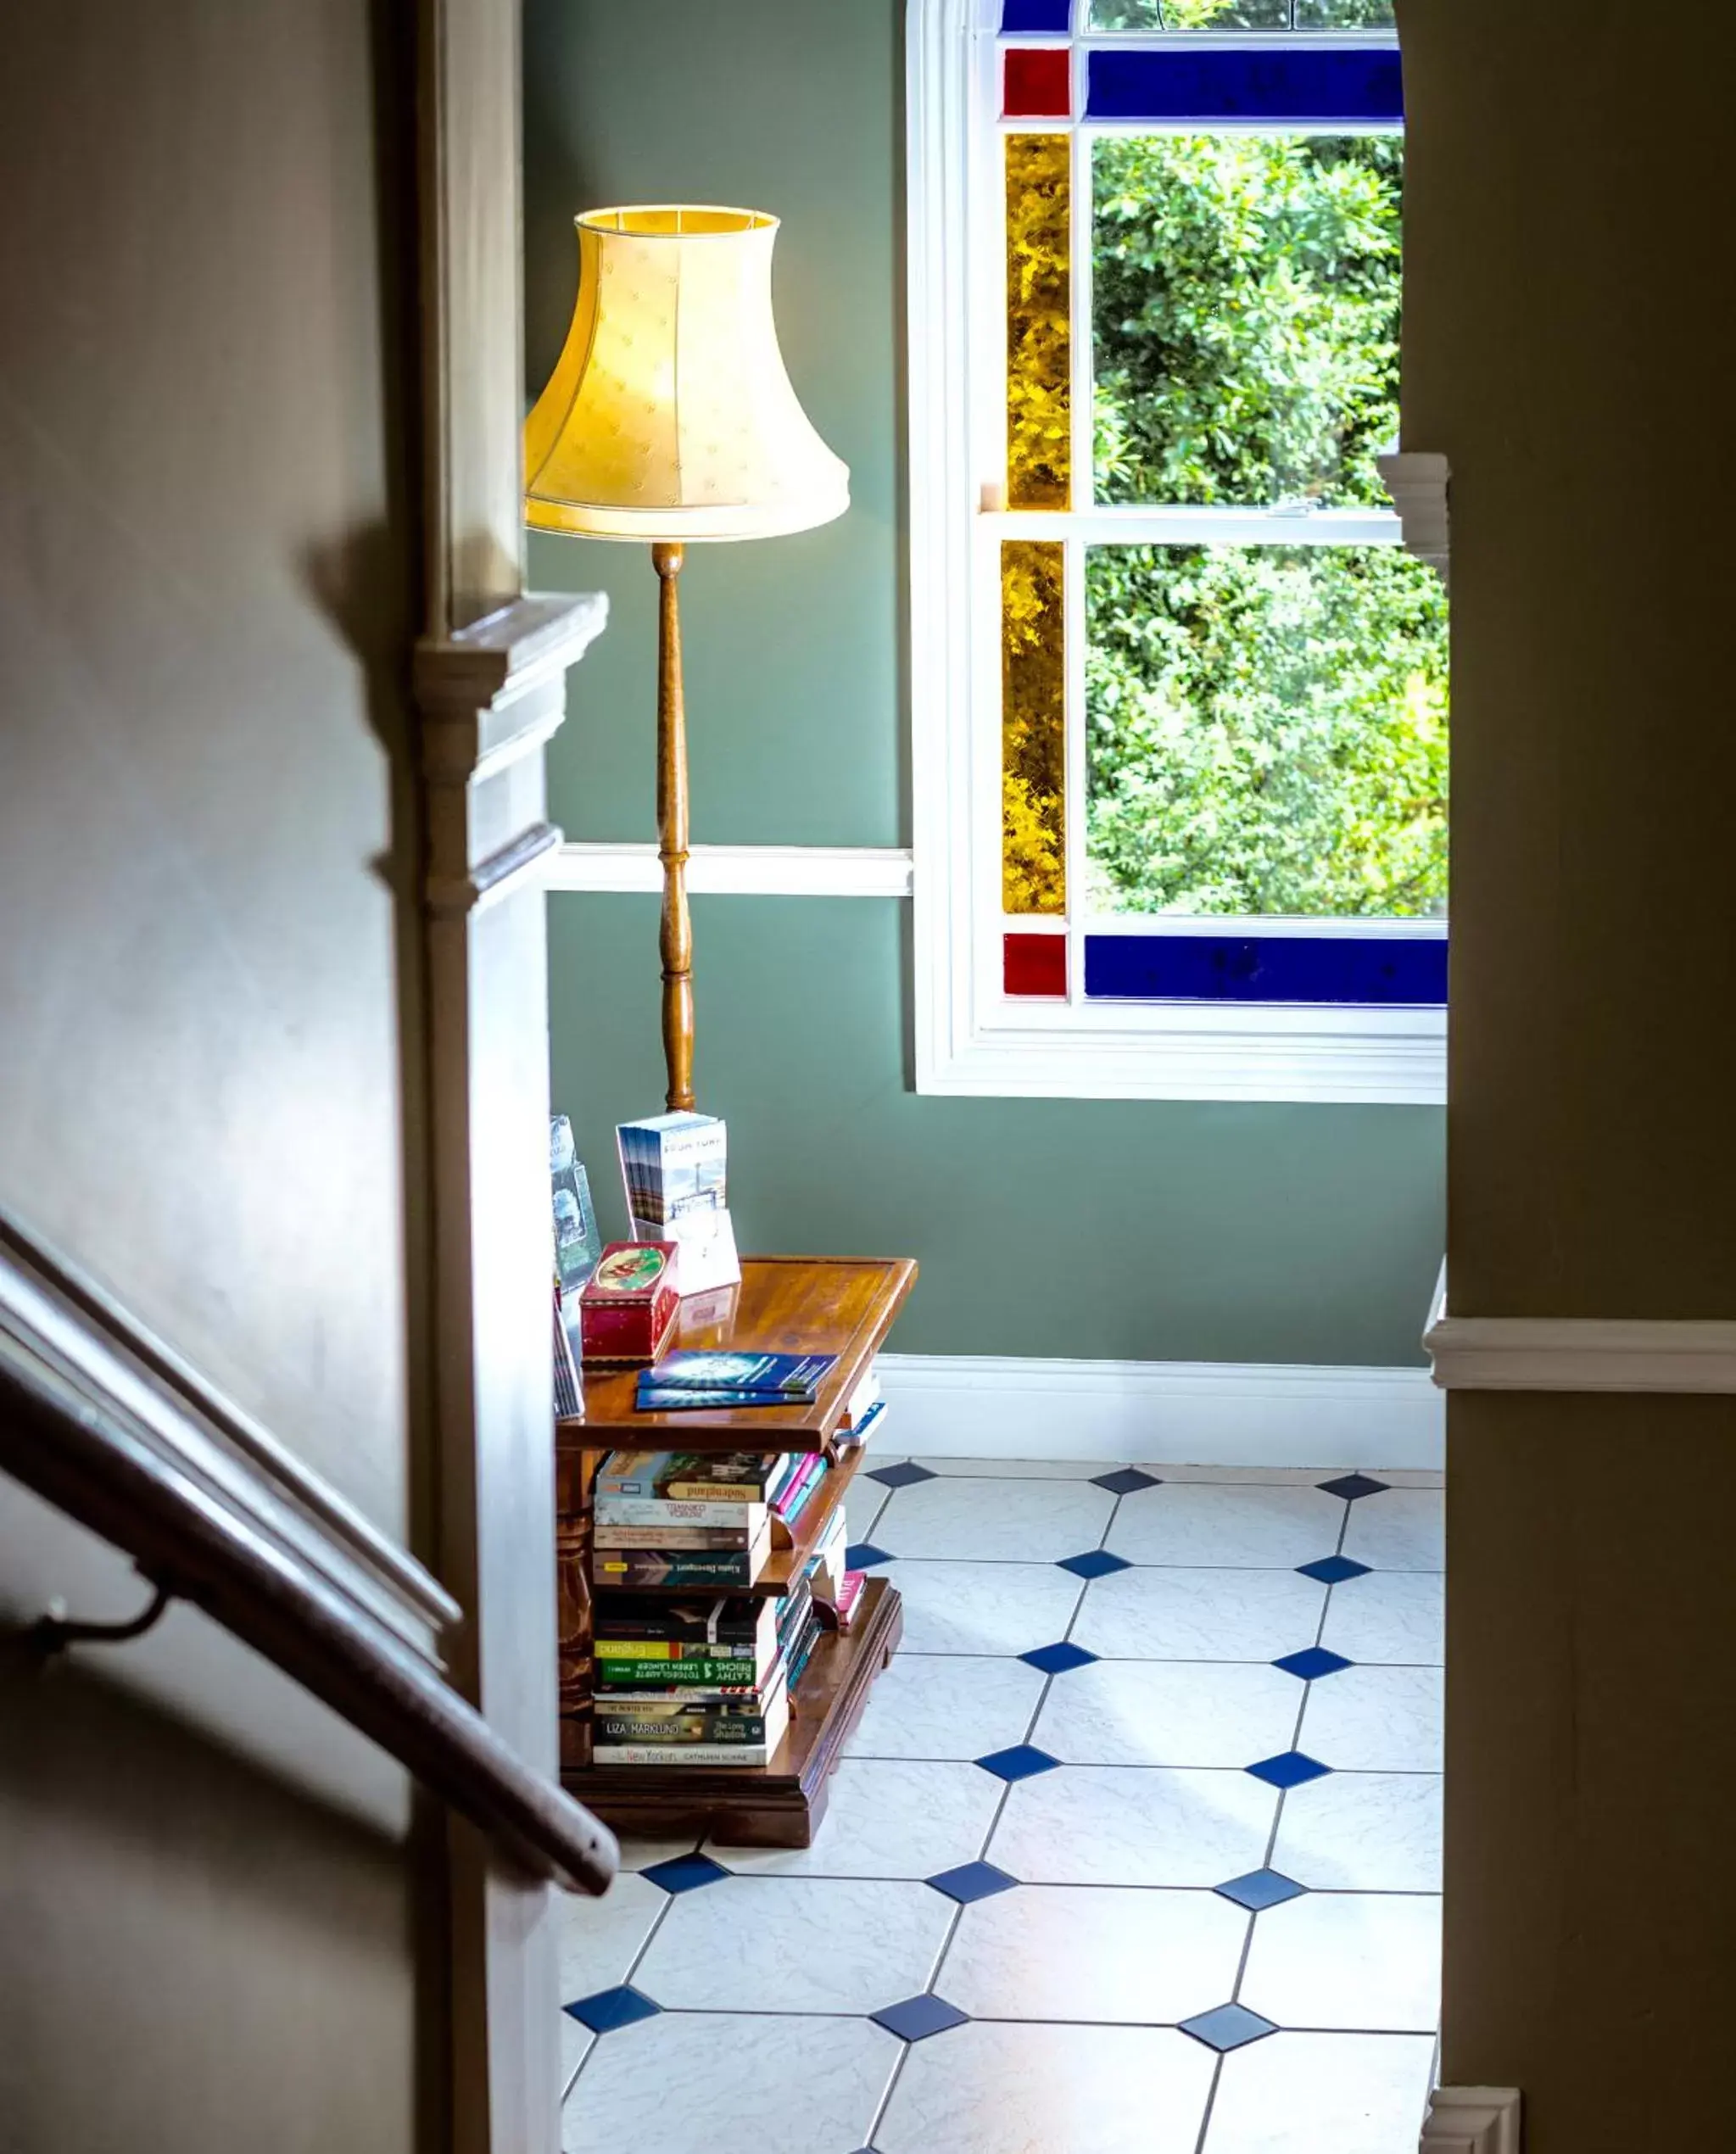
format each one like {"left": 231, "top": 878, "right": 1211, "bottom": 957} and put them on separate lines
{"left": 524, "top": 206, "right": 849, "bottom": 1111}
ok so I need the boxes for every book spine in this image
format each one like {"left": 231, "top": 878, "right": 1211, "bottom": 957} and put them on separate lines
{"left": 594, "top": 1498, "right": 759, "bottom": 1529}
{"left": 594, "top": 1715, "right": 772, "bottom": 1743}
{"left": 589, "top": 1637, "right": 750, "bottom": 1660}
{"left": 592, "top": 1743, "right": 778, "bottom": 1767}
{"left": 593, "top": 1526, "right": 753, "bottom": 1551}
{"left": 594, "top": 1551, "right": 762, "bottom": 1590}
{"left": 661, "top": 1479, "right": 772, "bottom": 1504}
{"left": 594, "top": 1660, "right": 762, "bottom": 1687}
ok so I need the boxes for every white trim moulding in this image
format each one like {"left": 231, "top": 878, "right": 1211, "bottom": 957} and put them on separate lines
{"left": 874, "top": 1353, "right": 1444, "bottom": 1469}
{"left": 1426, "top": 1313, "right": 1736, "bottom": 1394}
{"left": 549, "top": 842, "right": 915, "bottom": 900}
{"left": 1378, "top": 449, "right": 1452, "bottom": 587}
{"left": 1420, "top": 2087, "right": 1521, "bottom": 2154}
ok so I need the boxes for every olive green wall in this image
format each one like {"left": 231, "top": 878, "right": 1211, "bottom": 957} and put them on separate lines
{"left": 527, "top": 0, "right": 1445, "bottom": 1364}
{"left": 1402, "top": 4, "right": 1736, "bottom": 2144}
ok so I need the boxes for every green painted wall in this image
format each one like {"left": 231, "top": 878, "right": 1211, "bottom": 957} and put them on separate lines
{"left": 527, "top": 0, "right": 1444, "bottom": 1365}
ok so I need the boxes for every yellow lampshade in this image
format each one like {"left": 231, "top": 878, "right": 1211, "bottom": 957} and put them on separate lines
{"left": 524, "top": 205, "right": 850, "bottom": 544}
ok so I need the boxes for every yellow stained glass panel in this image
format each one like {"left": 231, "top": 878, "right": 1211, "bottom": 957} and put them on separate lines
{"left": 1002, "top": 539, "right": 1067, "bottom": 915}
{"left": 1006, "top": 135, "right": 1071, "bottom": 511}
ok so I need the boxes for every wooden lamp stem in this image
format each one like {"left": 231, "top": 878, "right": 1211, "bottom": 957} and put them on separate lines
{"left": 653, "top": 541, "right": 695, "bottom": 1113}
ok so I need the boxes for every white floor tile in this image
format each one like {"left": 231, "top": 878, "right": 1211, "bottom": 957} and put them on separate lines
{"left": 1299, "top": 1666, "right": 1444, "bottom": 1772}
{"left": 1270, "top": 1772, "right": 1443, "bottom": 1893}
{"left": 1342, "top": 1487, "right": 1444, "bottom": 1571}
{"left": 916, "top": 1457, "right": 1124, "bottom": 1478}
{"left": 989, "top": 1765, "right": 1277, "bottom": 1887}
{"left": 1367, "top": 1469, "right": 1445, "bottom": 1488}
{"left": 874, "top": 1474, "right": 1118, "bottom": 1561}
{"left": 875, "top": 2021, "right": 1217, "bottom": 2154}
{"left": 631, "top": 1874, "right": 953, "bottom": 2015}
{"left": 708, "top": 1758, "right": 1003, "bottom": 1878}
{"left": 846, "top": 1649, "right": 1048, "bottom": 1761}
{"left": 556, "top": 1871, "right": 666, "bottom": 2006}
{"left": 879, "top": 1559, "right": 1084, "bottom": 1656}
{"left": 1142, "top": 1465, "right": 1351, "bottom": 1485}
{"left": 1071, "top": 1564, "right": 1327, "bottom": 1663}
{"left": 1205, "top": 2031, "right": 1437, "bottom": 2154}
{"left": 1240, "top": 1892, "right": 1441, "bottom": 2033}
{"left": 560, "top": 2017, "right": 594, "bottom": 2098}
{"left": 940, "top": 1883, "right": 1248, "bottom": 2023}
{"left": 562, "top": 2012, "right": 897, "bottom": 2154}
{"left": 611, "top": 1834, "right": 702, "bottom": 1873}
{"left": 1320, "top": 1570, "right": 1443, "bottom": 1665}
{"left": 1108, "top": 1482, "right": 1347, "bottom": 1570}
{"left": 1032, "top": 1658, "right": 1302, "bottom": 1768}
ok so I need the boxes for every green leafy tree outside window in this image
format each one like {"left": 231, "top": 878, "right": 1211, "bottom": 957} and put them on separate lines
{"left": 1075, "top": 129, "right": 1447, "bottom": 918}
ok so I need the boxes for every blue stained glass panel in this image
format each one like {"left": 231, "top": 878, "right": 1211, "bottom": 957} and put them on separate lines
{"left": 1086, "top": 47, "right": 1404, "bottom": 124}
{"left": 1084, "top": 933, "right": 1445, "bottom": 1005}
{"left": 1002, "top": 0, "right": 1074, "bottom": 27}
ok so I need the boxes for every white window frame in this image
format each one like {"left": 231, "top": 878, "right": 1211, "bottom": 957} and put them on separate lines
{"left": 905, "top": 0, "right": 1445, "bottom": 1106}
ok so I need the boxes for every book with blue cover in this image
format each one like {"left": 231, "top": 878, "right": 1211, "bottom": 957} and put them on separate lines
{"left": 646, "top": 1350, "right": 838, "bottom": 1397}
{"left": 635, "top": 1384, "right": 814, "bottom": 1414}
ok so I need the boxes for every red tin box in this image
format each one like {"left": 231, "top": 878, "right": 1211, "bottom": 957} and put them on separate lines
{"left": 578, "top": 1242, "right": 681, "bottom": 1366}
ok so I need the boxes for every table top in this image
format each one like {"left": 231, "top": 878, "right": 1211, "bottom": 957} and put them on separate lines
{"left": 561, "top": 1254, "right": 918, "bottom": 1454}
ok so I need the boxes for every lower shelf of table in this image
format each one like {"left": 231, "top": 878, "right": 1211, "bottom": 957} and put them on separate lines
{"left": 559, "top": 1576, "right": 902, "bottom": 1849}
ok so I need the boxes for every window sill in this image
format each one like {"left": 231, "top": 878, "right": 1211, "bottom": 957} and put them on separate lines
{"left": 915, "top": 1004, "right": 1445, "bottom": 1105}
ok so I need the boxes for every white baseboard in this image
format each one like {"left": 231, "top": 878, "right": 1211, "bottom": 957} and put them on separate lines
{"left": 873, "top": 1353, "right": 1443, "bottom": 1469}
{"left": 1420, "top": 2088, "right": 1521, "bottom": 2154}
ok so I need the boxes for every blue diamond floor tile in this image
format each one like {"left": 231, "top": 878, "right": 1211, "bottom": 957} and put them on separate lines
{"left": 975, "top": 1744, "right": 1062, "bottom": 1783}
{"left": 1297, "top": 1554, "right": 1373, "bottom": 1586}
{"left": 1057, "top": 1549, "right": 1132, "bottom": 1580}
{"left": 1091, "top": 1467, "right": 1162, "bottom": 1495}
{"left": 846, "top": 1543, "right": 894, "bottom": 1570}
{"left": 926, "top": 1861, "right": 1019, "bottom": 1905}
{"left": 871, "top": 1993, "right": 970, "bottom": 2043}
{"left": 639, "top": 1853, "right": 732, "bottom": 1895}
{"left": 1246, "top": 1749, "right": 1333, "bottom": 1790}
{"left": 1179, "top": 2003, "right": 1279, "bottom": 2053}
{"left": 1318, "top": 1472, "right": 1391, "bottom": 1501}
{"left": 1214, "top": 1867, "right": 1309, "bottom": 1912}
{"left": 1020, "top": 1640, "right": 1099, "bottom": 1676}
{"left": 867, "top": 1461, "right": 938, "bottom": 1489}
{"left": 563, "top": 1984, "right": 661, "bottom": 2034}
{"left": 1272, "top": 1646, "right": 1354, "bottom": 1682}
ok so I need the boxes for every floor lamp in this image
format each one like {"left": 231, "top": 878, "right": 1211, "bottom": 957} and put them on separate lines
{"left": 524, "top": 205, "right": 850, "bottom": 1113}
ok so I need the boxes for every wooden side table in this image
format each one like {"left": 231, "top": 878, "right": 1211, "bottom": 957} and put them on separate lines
{"left": 555, "top": 1254, "right": 916, "bottom": 1848}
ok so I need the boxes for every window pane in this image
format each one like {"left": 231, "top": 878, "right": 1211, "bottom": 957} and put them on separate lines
{"left": 1088, "top": 0, "right": 1288, "bottom": 25}
{"left": 1093, "top": 134, "right": 1402, "bottom": 508}
{"left": 1003, "top": 539, "right": 1069, "bottom": 915}
{"left": 1084, "top": 932, "right": 1445, "bottom": 1003}
{"left": 1006, "top": 933, "right": 1069, "bottom": 996}
{"left": 1084, "top": 545, "right": 1448, "bottom": 918}
{"left": 1006, "top": 135, "right": 1072, "bottom": 510}
{"left": 1086, "top": 0, "right": 1398, "bottom": 23}
{"left": 1004, "top": 47, "right": 1072, "bottom": 117}
{"left": 1296, "top": 0, "right": 1396, "bottom": 24}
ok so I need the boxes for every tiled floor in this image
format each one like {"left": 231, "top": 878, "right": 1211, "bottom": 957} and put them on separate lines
{"left": 559, "top": 1458, "right": 1443, "bottom": 2154}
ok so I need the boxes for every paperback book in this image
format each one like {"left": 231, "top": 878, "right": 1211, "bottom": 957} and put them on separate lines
{"left": 593, "top": 1522, "right": 770, "bottom": 1591}
{"left": 646, "top": 1351, "right": 837, "bottom": 1398}
{"left": 592, "top": 1593, "right": 778, "bottom": 1656}
{"left": 596, "top": 1450, "right": 784, "bottom": 1504}
{"left": 593, "top": 1494, "right": 770, "bottom": 1534}
{"left": 593, "top": 1525, "right": 759, "bottom": 1552}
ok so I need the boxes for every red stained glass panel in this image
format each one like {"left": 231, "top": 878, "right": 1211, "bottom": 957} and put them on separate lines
{"left": 1004, "top": 47, "right": 1072, "bottom": 119}
{"left": 1005, "top": 933, "right": 1069, "bottom": 997}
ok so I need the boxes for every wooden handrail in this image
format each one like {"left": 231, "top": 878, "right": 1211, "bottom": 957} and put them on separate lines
{"left": 0, "top": 1230, "right": 617, "bottom": 1898}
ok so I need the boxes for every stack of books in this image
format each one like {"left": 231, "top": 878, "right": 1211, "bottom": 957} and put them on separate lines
{"left": 589, "top": 1447, "right": 852, "bottom": 1769}
{"left": 635, "top": 1348, "right": 837, "bottom": 1415}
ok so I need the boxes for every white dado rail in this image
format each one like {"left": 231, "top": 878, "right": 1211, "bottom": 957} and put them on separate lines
{"left": 549, "top": 842, "right": 913, "bottom": 898}
{"left": 1425, "top": 1268, "right": 1736, "bottom": 1393}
